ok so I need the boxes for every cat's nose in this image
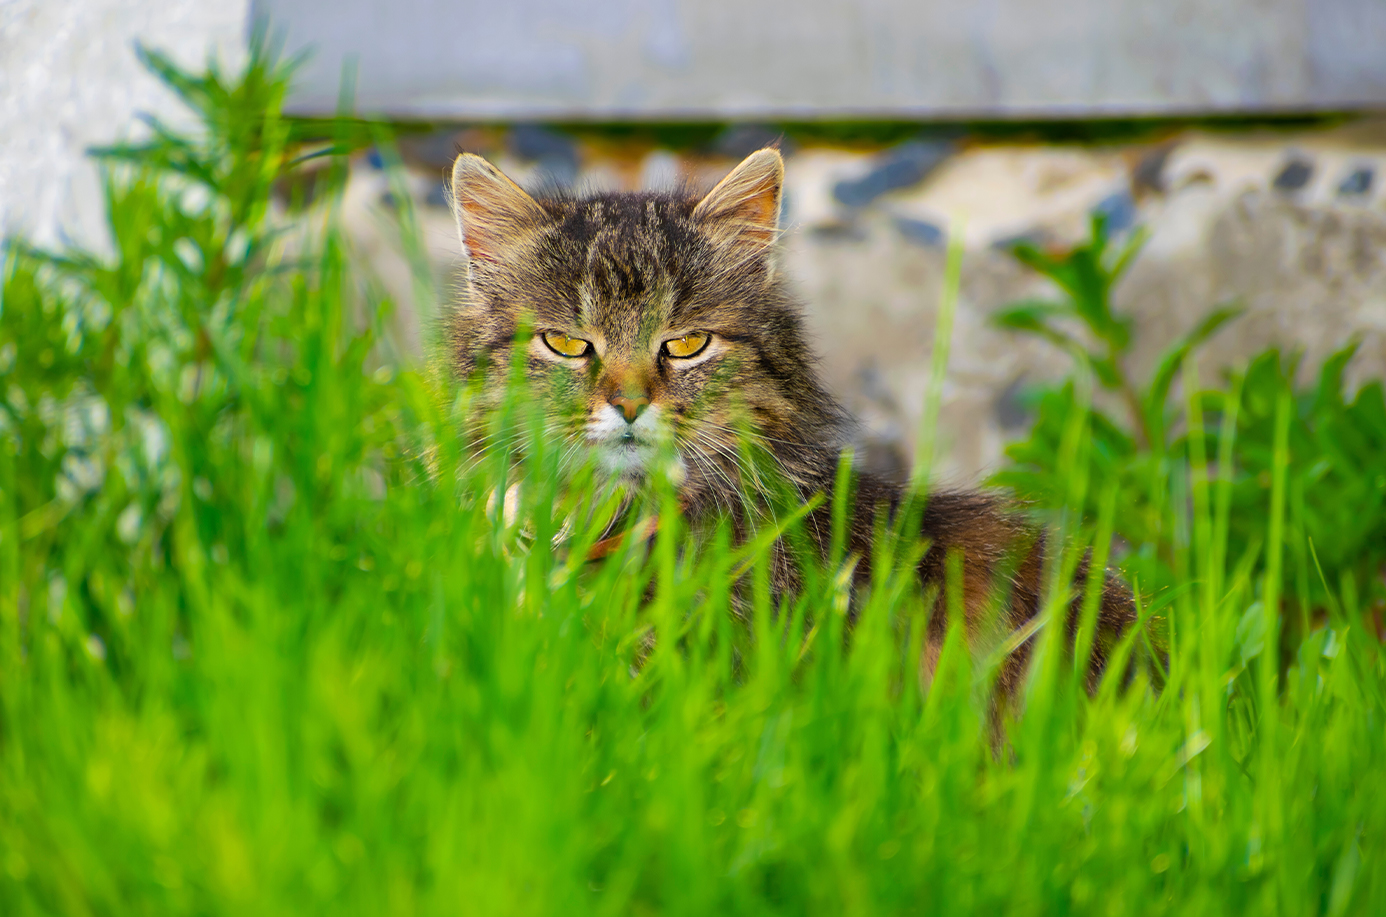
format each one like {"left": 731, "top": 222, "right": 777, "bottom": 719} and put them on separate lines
{"left": 610, "top": 394, "right": 649, "bottom": 423}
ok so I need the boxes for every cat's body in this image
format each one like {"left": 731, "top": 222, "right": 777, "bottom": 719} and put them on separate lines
{"left": 443, "top": 148, "right": 1138, "bottom": 694}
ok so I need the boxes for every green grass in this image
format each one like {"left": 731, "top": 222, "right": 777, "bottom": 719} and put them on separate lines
{"left": 2, "top": 44, "right": 1384, "bottom": 916}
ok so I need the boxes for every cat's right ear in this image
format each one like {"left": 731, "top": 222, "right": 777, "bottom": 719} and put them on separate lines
{"left": 449, "top": 153, "right": 548, "bottom": 266}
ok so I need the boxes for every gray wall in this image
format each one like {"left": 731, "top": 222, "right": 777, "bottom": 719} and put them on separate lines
{"left": 257, "top": 0, "right": 1386, "bottom": 119}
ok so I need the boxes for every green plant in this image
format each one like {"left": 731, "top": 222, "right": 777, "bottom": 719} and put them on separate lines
{"left": 1210, "top": 347, "right": 1386, "bottom": 622}
{"left": 991, "top": 217, "right": 1386, "bottom": 622}
{"left": 993, "top": 215, "right": 1242, "bottom": 453}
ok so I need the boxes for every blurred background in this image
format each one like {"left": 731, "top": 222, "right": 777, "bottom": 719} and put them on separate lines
{"left": 4, "top": 0, "right": 1385, "bottom": 481}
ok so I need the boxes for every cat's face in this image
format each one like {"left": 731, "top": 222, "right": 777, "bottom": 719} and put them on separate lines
{"left": 446, "top": 149, "right": 842, "bottom": 510}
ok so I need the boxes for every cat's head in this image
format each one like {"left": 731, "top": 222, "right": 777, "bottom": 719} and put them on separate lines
{"left": 445, "top": 148, "right": 843, "bottom": 509}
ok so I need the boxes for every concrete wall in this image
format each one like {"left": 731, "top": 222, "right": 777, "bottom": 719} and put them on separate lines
{"left": 257, "top": 0, "right": 1386, "bottom": 119}
{"left": 0, "top": 0, "right": 248, "bottom": 250}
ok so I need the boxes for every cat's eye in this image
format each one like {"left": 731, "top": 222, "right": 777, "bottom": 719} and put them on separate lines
{"left": 663, "top": 332, "right": 711, "bottom": 359}
{"left": 541, "top": 331, "right": 591, "bottom": 358}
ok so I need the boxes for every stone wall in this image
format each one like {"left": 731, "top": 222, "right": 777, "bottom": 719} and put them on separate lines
{"left": 344, "top": 122, "right": 1386, "bottom": 482}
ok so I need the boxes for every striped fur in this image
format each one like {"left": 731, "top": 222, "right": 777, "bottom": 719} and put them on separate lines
{"left": 442, "top": 148, "right": 1140, "bottom": 694}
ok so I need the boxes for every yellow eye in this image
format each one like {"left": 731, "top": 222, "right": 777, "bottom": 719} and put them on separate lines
{"left": 541, "top": 331, "right": 591, "bottom": 358}
{"left": 663, "top": 332, "right": 711, "bottom": 359}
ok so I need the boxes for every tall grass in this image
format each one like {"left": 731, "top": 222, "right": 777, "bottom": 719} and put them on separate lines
{"left": 1, "top": 45, "right": 1383, "bottom": 915}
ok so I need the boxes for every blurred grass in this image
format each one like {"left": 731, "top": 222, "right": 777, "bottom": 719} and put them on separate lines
{"left": 1, "top": 42, "right": 1384, "bottom": 916}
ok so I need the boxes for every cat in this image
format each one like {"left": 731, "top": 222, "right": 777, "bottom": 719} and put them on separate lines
{"left": 442, "top": 146, "right": 1141, "bottom": 696}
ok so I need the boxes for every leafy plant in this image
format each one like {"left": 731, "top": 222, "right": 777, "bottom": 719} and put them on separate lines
{"left": 993, "top": 216, "right": 1240, "bottom": 452}
{"left": 992, "top": 216, "right": 1386, "bottom": 620}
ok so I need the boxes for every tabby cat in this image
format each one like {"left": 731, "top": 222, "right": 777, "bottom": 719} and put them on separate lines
{"left": 443, "top": 147, "right": 1139, "bottom": 694}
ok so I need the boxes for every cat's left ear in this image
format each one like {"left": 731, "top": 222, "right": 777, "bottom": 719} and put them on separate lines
{"left": 692, "top": 148, "right": 783, "bottom": 265}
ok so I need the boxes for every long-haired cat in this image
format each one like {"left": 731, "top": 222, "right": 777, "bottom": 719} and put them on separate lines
{"left": 442, "top": 146, "right": 1140, "bottom": 695}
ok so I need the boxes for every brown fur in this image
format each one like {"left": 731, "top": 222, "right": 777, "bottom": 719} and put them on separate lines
{"left": 441, "top": 148, "right": 1139, "bottom": 694}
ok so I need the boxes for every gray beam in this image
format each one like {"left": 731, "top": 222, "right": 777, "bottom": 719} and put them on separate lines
{"left": 255, "top": 0, "right": 1386, "bottom": 119}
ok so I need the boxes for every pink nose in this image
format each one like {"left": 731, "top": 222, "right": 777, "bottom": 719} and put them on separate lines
{"left": 610, "top": 394, "right": 649, "bottom": 422}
